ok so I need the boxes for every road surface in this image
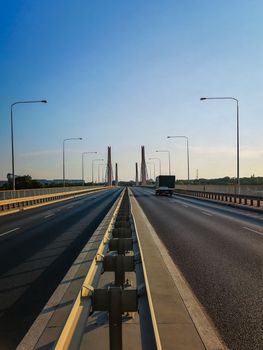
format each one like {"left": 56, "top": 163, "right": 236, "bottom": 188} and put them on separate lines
{"left": 0, "top": 188, "right": 121, "bottom": 349}
{"left": 132, "top": 187, "right": 263, "bottom": 350}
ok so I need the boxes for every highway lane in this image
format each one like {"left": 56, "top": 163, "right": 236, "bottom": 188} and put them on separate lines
{"left": 0, "top": 187, "right": 121, "bottom": 349}
{"left": 132, "top": 187, "right": 263, "bottom": 350}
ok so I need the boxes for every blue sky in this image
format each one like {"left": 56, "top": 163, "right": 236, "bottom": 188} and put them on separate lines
{"left": 0, "top": 0, "right": 263, "bottom": 181}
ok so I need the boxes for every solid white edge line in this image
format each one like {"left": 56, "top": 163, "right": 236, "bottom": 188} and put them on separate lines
{"left": 0, "top": 227, "right": 20, "bottom": 236}
{"left": 243, "top": 226, "right": 263, "bottom": 236}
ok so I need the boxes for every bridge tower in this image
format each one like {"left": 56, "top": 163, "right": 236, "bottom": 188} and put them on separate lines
{"left": 140, "top": 146, "right": 147, "bottom": 185}
{"left": 115, "top": 163, "right": 118, "bottom": 186}
{"left": 106, "top": 146, "right": 113, "bottom": 186}
{"left": 135, "top": 162, "right": 139, "bottom": 186}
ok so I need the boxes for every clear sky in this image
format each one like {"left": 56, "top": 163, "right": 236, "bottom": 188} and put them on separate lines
{"left": 0, "top": 0, "right": 263, "bottom": 181}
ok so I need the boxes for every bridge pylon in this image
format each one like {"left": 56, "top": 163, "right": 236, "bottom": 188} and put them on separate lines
{"left": 135, "top": 162, "right": 139, "bottom": 186}
{"left": 140, "top": 146, "right": 147, "bottom": 185}
{"left": 115, "top": 163, "right": 118, "bottom": 186}
{"left": 106, "top": 146, "right": 113, "bottom": 186}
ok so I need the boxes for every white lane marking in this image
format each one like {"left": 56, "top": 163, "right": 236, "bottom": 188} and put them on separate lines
{"left": 45, "top": 213, "right": 55, "bottom": 218}
{"left": 201, "top": 211, "right": 213, "bottom": 217}
{"left": 243, "top": 226, "right": 263, "bottom": 236}
{"left": 0, "top": 227, "right": 20, "bottom": 237}
{"left": 182, "top": 204, "right": 189, "bottom": 208}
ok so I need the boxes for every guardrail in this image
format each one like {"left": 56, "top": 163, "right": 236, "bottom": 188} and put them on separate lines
{"left": 174, "top": 189, "right": 263, "bottom": 208}
{"left": 0, "top": 187, "right": 110, "bottom": 214}
{"left": 54, "top": 189, "right": 152, "bottom": 350}
{"left": 0, "top": 186, "right": 101, "bottom": 200}
{"left": 175, "top": 184, "right": 263, "bottom": 196}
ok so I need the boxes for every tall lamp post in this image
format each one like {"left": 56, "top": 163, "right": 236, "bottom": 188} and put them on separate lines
{"left": 10, "top": 99, "right": 47, "bottom": 190}
{"left": 147, "top": 162, "right": 156, "bottom": 179}
{"left": 200, "top": 97, "right": 240, "bottom": 189}
{"left": 146, "top": 163, "right": 152, "bottom": 180}
{"left": 98, "top": 163, "right": 106, "bottom": 183}
{"left": 167, "top": 135, "right": 190, "bottom": 182}
{"left": 63, "top": 138, "right": 82, "bottom": 187}
{"left": 82, "top": 151, "right": 97, "bottom": 184}
{"left": 149, "top": 157, "right": 161, "bottom": 176}
{"left": 92, "top": 159, "right": 104, "bottom": 184}
{"left": 156, "top": 150, "right": 171, "bottom": 175}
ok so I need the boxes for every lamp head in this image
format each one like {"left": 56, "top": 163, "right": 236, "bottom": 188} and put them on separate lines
{"left": 41, "top": 100, "right": 48, "bottom": 103}
{"left": 200, "top": 97, "right": 206, "bottom": 101}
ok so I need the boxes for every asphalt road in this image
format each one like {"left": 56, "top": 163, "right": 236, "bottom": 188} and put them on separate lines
{"left": 132, "top": 187, "right": 263, "bottom": 350}
{"left": 0, "top": 187, "right": 121, "bottom": 349}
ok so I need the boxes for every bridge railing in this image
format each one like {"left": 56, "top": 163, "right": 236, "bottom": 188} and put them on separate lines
{"left": 0, "top": 186, "right": 101, "bottom": 201}
{"left": 175, "top": 184, "right": 263, "bottom": 196}
{"left": 0, "top": 186, "right": 110, "bottom": 214}
{"left": 174, "top": 188, "right": 263, "bottom": 208}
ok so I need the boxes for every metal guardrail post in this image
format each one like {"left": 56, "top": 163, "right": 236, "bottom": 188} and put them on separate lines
{"left": 109, "top": 238, "right": 133, "bottom": 255}
{"left": 104, "top": 255, "right": 134, "bottom": 286}
{"left": 92, "top": 287, "right": 137, "bottom": 350}
{"left": 109, "top": 287, "right": 122, "bottom": 350}
{"left": 112, "top": 228, "right": 132, "bottom": 238}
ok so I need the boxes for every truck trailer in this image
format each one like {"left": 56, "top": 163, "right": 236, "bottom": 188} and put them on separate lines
{"left": 155, "top": 175, "right": 175, "bottom": 196}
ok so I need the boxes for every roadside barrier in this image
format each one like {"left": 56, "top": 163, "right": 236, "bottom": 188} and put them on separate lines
{"left": 0, "top": 186, "right": 101, "bottom": 200}
{"left": 174, "top": 189, "right": 263, "bottom": 208}
{"left": 0, "top": 187, "right": 109, "bottom": 214}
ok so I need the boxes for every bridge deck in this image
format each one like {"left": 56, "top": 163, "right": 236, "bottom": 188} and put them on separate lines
{"left": 18, "top": 189, "right": 225, "bottom": 350}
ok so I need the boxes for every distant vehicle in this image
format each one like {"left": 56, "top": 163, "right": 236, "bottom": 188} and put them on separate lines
{"left": 155, "top": 175, "right": 175, "bottom": 196}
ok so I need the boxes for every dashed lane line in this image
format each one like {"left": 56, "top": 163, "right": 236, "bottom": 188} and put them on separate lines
{"left": 44, "top": 213, "right": 55, "bottom": 218}
{"left": 201, "top": 211, "right": 213, "bottom": 217}
{"left": 243, "top": 226, "right": 263, "bottom": 237}
{"left": 0, "top": 227, "right": 20, "bottom": 237}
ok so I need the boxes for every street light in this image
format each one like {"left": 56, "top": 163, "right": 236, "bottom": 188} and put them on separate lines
{"left": 10, "top": 99, "right": 47, "bottom": 190}
{"left": 147, "top": 162, "right": 156, "bottom": 179}
{"left": 146, "top": 163, "right": 152, "bottom": 180}
{"left": 63, "top": 138, "right": 82, "bottom": 187}
{"left": 156, "top": 150, "right": 171, "bottom": 175}
{"left": 82, "top": 151, "right": 97, "bottom": 184}
{"left": 200, "top": 96, "right": 240, "bottom": 189}
{"left": 98, "top": 163, "right": 107, "bottom": 183}
{"left": 92, "top": 159, "right": 104, "bottom": 183}
{"left": 167, "top": 136, "right": 190, "bottom": 182}
{"left": 149, "top": 157, "right": 161, "bottom": 176}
